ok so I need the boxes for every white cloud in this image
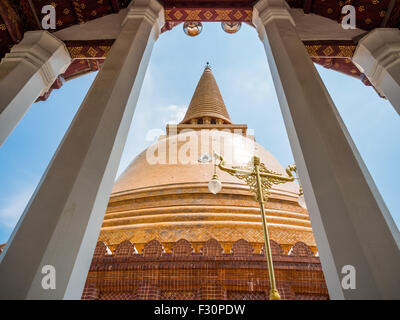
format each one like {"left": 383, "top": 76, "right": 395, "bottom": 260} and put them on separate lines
{"left": 229, "top": 61, "right": 275, "bottom": 105}
{"left": 0, "top": 185, "right": 35, "bottom": 229}
{"left": 166, "top": 104, "right": 187, "bottom": 124}
{"left": 116, "top": 66, "right": 187, "bottom": 178}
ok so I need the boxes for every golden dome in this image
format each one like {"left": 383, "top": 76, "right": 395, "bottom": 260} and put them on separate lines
{"left": 113, "top": 131, "right": 298, "bottom": 196}
{"left": 99, "top": 130, "right": 315, "bottom": 254}
{"left": 180, "top": 66, "right": 232, "bottom": 124}
{"left": 97, "top": 66, "right": 316, "bottom": 255}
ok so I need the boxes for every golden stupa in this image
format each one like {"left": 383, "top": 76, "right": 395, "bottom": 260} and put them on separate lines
{"left": 97, "top": 65, "right": 316, "bottom": 255}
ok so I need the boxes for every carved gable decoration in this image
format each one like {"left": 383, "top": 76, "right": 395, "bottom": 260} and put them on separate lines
{"left": 143, "top": 239, "right": 164, "bottom": 257}
{"left": 93, "top": 241, "right": 110, "bottom": 258}
{"left": 261, "top": 240, "right": 284, "bottom": 256}
{"left": 290, "top": 241, "right": 314, "bottom": 257}
{"left": 232, "top": 239, "right": 253, "bottom": 256}
{"left": 172, "top": 239, "right": 193, "bottom": 256}
{"left": 114, "top": 240, "right": 137, "bottom": 257}
{"left": 201, "top": 238, "right": 223, "bottom": 257}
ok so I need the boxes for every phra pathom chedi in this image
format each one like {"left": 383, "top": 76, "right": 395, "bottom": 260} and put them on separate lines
{"left": 81, "top": 65, "right": 329, "bottom": 300}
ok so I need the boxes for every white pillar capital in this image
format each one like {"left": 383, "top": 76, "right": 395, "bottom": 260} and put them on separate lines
{"left": 123, "top": 0, "right": 164, "bottom": 40}
{"left": 1, "top": 31, "right": 71, "bottom": 92}
{"left": 0, "top": 31, "right": 71, "bottom": 146}
{"left": 252, "top": 0, "right": 295, "bottom": 39}
{"left": 352, "top": 28, "right": 400, "bottom": 114}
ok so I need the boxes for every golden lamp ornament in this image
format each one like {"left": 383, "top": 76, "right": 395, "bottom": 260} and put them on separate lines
{"left": 206, "top": 151, "right": 304, "bottom": 300}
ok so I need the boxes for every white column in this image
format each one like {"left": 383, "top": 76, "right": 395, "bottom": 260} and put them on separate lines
{"left": 253, "top": 0, "right": 400, "bottom": 299}
{"left": 353, "top": 28, "right": 400, "bottom": 115}
{"left": 0, "top": 31, "right": 71, "bottom": 146}
{"left": 0, "top": 0, "right": 164, "bottom": 299}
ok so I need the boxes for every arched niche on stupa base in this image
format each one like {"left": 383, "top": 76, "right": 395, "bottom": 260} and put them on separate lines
{"left": 89, "top": 238, "right": 317, "bottom": 259}
{"left": 114, "top": 240, "right": 138, "bottom": 257}
{"left": 93, "top": 241, "right": 112, "bottom": 258}
{"left": 83, "top": 237, "right": 326, "bottom": 300}
{"left": 98, "top": 224, "right": 317, "bottom": 255}
{"left": 261, "top": 240, "right": 285, "bottom": 256}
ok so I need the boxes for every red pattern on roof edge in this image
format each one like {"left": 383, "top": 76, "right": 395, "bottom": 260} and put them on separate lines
{"left": 1, "top": 1, "right": 397, "bottom": 100}
{"left": 36, "top": 39, "right": 375, "bottom": 101}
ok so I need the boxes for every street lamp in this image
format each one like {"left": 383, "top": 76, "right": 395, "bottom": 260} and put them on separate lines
{"left": 207, "top": 151, "right": 301, "bottom": 300}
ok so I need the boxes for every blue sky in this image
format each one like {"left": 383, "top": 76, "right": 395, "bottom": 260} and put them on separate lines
{"left": 0, "top": 22, "right": 399, "bottom": 244}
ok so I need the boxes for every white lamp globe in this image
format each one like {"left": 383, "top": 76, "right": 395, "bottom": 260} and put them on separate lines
{"left": 208, "top": 176, "right": 222, "bottom": 194}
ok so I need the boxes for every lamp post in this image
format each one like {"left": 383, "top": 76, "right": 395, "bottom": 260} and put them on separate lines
{"left": 207, "top": 152, "right": 301, "bottom": 300}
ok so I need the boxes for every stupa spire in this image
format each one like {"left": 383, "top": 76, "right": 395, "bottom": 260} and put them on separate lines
{"left": 180, "top": 64, "right": 232, "bottom": 124}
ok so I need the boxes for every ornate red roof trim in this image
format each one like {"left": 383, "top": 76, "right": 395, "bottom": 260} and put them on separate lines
{"left": 303, "top": 40, "right": 357, "bottom": 58}
{"left": 165, "top": 7, "right": 253, "bottom": 22}
{"left": 36, "top": 38, "right": 376, "bottom": 101}
{"left": 0, "top": 0, "right": 395, "bottom": 100}
{"left": 64, "top": 39, "right": 114, "bottom": 58}
{"left": 303, "top": 39, "right": 372, "bottom": 86}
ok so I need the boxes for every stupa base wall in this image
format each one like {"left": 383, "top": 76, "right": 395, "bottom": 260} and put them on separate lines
{"left": 82, "top": 238, "right": 329, "bottom": 300}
